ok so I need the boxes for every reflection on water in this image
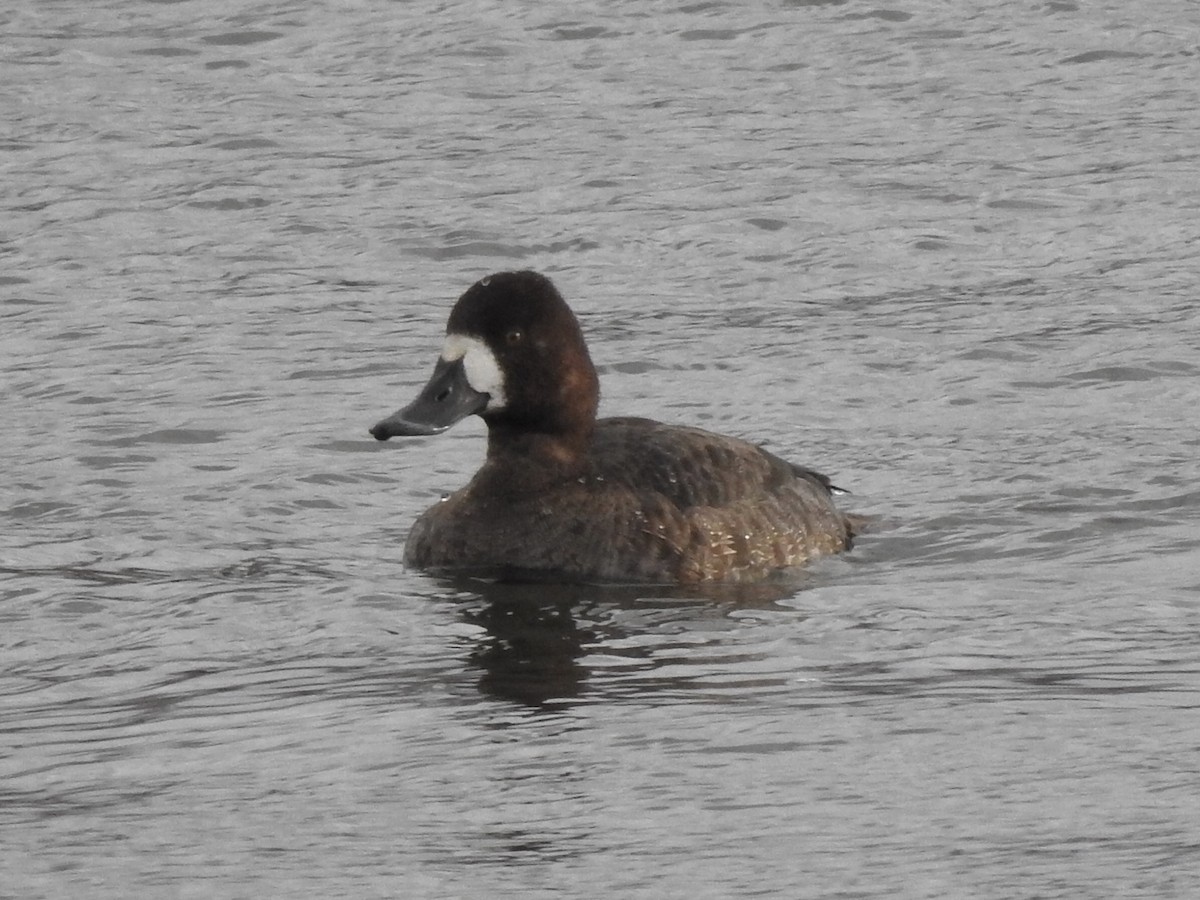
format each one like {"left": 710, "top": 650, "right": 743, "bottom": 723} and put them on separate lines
{"left": 461, "top": 586, "right": 595, "bottom": 707}
{"left": 432, "top": 574, "right": 805, "bottom": 707}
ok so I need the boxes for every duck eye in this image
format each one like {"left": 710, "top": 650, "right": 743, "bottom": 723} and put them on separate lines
{"left": 505, "top": 328, "right": 524, "bottom": 346}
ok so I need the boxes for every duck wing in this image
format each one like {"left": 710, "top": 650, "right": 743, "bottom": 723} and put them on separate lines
{"left": 589, "top": 417, "right": 836, "bottom": 508}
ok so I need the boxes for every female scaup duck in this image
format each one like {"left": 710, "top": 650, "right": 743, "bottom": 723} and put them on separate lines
{"left": 370, "top": 271, "right": 859, "bottom": 584}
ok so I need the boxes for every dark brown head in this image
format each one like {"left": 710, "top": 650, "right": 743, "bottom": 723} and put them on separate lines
{"left": 370, "top": 271, "right": 600, "bottom": 450}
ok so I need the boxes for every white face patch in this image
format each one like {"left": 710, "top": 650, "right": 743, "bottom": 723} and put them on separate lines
{"left": 442, "top": 333, "right": 507, "bottom": 411}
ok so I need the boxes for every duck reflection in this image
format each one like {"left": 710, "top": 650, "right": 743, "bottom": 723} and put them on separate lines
{"left": 428, "top": 573, "right": 802, "bottom": 707}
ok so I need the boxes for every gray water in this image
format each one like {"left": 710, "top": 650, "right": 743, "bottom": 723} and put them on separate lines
{"left": 4, "top": 1, "right": 1200, "bottom": 897}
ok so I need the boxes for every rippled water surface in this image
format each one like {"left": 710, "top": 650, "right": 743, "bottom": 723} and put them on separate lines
{"left": 5, "top": 1, "right": 1200, "bottom": 897}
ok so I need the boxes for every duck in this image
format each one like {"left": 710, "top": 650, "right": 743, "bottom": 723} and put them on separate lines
{"left": 370, "top": 270, "right": 859, "bottom": 584}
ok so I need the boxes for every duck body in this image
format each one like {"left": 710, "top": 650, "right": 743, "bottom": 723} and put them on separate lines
{"left": 371, "top": 271, "right": 858, "bottom": 585}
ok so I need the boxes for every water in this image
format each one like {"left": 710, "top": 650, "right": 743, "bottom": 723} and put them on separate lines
{"left": 4, "top": 0, "right": 1200, "bottom": 896}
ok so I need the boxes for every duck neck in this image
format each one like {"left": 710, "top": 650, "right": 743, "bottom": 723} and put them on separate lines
{"left": 484, "top": 422, "right": 592, "bottom": 478}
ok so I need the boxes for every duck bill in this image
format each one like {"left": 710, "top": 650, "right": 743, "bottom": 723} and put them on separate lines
{"left": 370, "top": 357, "right": 489, "bottom": 440}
